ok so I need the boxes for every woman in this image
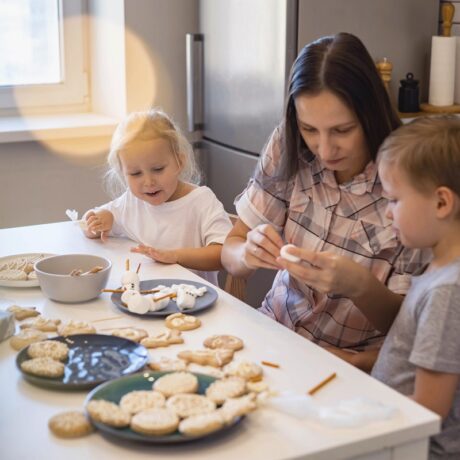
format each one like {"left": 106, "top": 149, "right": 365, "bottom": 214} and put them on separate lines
{"left": 221, "top": 33, "right": 430, "bottom": 371}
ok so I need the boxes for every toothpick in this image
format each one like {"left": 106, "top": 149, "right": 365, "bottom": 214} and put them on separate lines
{"left": 125, "top": 258, "right": 130, "bottom": 271}
{"left": 261, "top": 360, "right": 280, "bottom": 368}
{"left": 136, "top": 263, "right": 141, "bottom": 274}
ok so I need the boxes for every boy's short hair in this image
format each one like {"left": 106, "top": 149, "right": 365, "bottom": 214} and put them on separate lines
{"left": 378, "top": 116, "right": 460, "bottom": 197}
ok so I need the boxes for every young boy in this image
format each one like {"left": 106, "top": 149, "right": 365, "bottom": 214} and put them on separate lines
{"left": 370, "top": 116, "right": 460, "bottom": 459}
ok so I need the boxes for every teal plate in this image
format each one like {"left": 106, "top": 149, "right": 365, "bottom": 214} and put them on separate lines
{"left": 110, "top": 279, "right": 218, "bottom": 317}
{"left": 85, "top": 371, "right": 245, "bottom": 443}
{"left": 16, "top": 334, "right": 149, "bottom": 390}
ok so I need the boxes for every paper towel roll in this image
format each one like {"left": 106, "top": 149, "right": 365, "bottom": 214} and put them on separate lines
{"left": 429, "top": 36, "right": 457, "bottom": 106}
{"left": 455, "top": 36, "right": 460, "bottom": 104}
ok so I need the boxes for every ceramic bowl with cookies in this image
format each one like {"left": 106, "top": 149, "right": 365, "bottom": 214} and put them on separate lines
{"left": 35, "top": 254, "right": 112, "bottom": 303}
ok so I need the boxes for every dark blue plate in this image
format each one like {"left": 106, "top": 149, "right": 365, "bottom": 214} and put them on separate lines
{"left": 85, "top": 371, "right": 244, "bottom": 443}
{"left": 110, "top": 279, "right": 218, "bottom": 317}
{"left": 16, "top": 334, "right": 148, "bottom": 390}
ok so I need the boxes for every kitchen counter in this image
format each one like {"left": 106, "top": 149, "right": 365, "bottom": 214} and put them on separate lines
{"left": 0, "top": 222, "right": 440, "bottom": 460}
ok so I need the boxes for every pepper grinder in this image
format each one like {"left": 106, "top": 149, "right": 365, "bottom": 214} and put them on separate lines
{"left": 398, "top": 73, "right": 420, "bottom": 113}
{"left": 376, "top": 57, "right": 393, "bottom": 93}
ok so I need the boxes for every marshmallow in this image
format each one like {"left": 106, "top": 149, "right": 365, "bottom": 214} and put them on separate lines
{"left": 126, "top": 292, "right": 150, "bottom": 314}
{"left": 280, "top": 244, "right": 301, "bottom": 263}
{"left": 121, "top": 271, "right": 140, "bottom": 291}
{"left": 176, "top": 287, "right": 197, "bottom": 310}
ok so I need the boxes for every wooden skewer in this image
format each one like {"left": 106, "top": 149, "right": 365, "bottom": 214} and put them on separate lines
{"left": 136, "top": 263, "right": 141, "bottom": 274}
{"left": 261, "top": 360, "right": 280, "bottom": 368}
{"left": 125, "top": 258, "right": 130, "bottom": 271}
{"left": 91, "top": 315, "right": 124, "bottom": 323}
{"left": 307, "top": 372, "right": 337, "bottom": 396}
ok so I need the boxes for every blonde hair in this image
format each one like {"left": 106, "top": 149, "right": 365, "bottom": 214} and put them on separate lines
{"left": 105, "top": 109, "right": 201, "bottom": 197}
{"left": 378, "top": 116, "right": 460, "bottom": 197}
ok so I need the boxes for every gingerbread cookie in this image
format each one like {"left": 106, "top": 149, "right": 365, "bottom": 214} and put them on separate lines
{"left": 165, "top": 312, "right": 201, "bottom": 331}
{"left": 58, "top": 321, "right": 96, "bottom": 336}
{"left": 220, "top": 393, "right": 257, "bottom": 423}
{"left": 178, "top": 349, "right": 234, "bottom": 368}
{"left": 7, "top": 305, "right": 40, "bottom": 321}
{"left": 48, "top": 411, "right": 94, "bottom": 438}
{"left": 86, "top": 400, "right": 131, "bottom": 428}
{"left": 20, "top": 317, "right": 61, "bottom": 332}
{"left": 187, "top": 363, "right": 225, "bottom": 379}
{"left": 119, "top": 390, "right": 166, "bottom": 415}
{"left": 203, "top": 334, "right": 244, "bottom": 351}
{"left": 166, "top": 393, "right": 216, "bottom": 418}
{"left": 178, "top": 411, "right": 223, "bottom": 436}
{"left": 20, "top": 357, "right": 65, "bottom": 378}
{"left": 148, "top": 357, "right": 188, "bottom": 372}
{"left": 223, "top": 360, "right": 263, "bottom": 381}
{"left": 10, "top": 329, "right": 48, "bottom": 351}
{"left": 111, "top": 327, "right": 148, "bottom": 343}
{"left": 153, "top": 371, "right": 198, "bottom": 397}
{"left": 27, "top": 340, "right": 69, "bottom": 361}
{"left": 130, "top": 408, "right": 179, "bottom": 436}
{"left": 205, "top": 377, "right": 247, "bottom": 404}
{"left": 140, "top": 329, "right": 184, "bottom": 348}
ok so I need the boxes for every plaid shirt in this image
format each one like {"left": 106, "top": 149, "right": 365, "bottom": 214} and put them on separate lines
{"left": 236, "top": 127, "right": 431, "bottom": 350}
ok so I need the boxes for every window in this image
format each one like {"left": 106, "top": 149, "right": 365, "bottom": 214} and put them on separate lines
{"left": 0, "top": 0, "right": 88, "bottom": 113}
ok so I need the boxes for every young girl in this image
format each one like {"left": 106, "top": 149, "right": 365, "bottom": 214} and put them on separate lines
{"left": 83, "top": 109, "right": 232, "bottom": 285}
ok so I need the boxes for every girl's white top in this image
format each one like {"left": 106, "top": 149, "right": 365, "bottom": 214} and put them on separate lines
{"left": 95, "top": 186, "right": 232, "bottom": 285}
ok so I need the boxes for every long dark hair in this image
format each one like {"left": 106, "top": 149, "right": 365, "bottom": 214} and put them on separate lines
{"left": 282, "top": 32, "right": 401, "bottom": 179}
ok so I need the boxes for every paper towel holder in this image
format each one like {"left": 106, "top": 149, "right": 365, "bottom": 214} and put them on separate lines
{"left": 420, "top": 1, "right": 460, "bottom": 114}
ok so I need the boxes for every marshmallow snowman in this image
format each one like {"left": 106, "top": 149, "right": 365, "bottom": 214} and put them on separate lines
{"left": 176, "top": 287, "right": 197, "bottom": 310}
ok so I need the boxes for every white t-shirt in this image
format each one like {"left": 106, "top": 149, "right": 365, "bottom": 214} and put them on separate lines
{"left": 95, "top": 186, "right": 232, "bottom": 285}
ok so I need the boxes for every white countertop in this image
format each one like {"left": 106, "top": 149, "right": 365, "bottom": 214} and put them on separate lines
{"left": 0, "top": 222, "right": 440, "bottom": 460}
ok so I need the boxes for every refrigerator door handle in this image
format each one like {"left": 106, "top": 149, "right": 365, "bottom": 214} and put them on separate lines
{"left": 186, "top": 33, "right": 204, "bottom": 132}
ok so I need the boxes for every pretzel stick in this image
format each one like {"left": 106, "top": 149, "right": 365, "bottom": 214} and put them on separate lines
{"left": 261, "top": 360, "right": 280, "bottom": 368}
{"left": 136, "top": 263, "right": 141, "bottom": 274}
{"left": 307, "top": 372, "right": 337, "bottom": 396}
{"left": 125, "top": 258, "right": 130, "bottom": 271}
{"left": 101, "top": 288, "right": 161, "bottom": 294}
{"left": 154, "top": 292, "right": 177, "bottom": 301}
{"left": 82, "top": 265, "right": 104, "bottom": 275}
{"left": 91, "top": 315, "right": 124, "bottom": 323}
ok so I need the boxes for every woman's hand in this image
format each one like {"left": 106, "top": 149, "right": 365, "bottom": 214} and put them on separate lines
{"left": 242, "top": 224, "right": 284, "bottom": 270}
{"left": 277, "top": 247, "right": 366, "bottom": 298}
{"left": 85, "top": 210, "right": 114, "bottom": 242}
{"left": 131, "top": 244, "right": 179, "bottom": 264}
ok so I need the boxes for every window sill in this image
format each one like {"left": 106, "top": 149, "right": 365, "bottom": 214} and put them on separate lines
{"left": 0, "top": 112, "right": 119, "bottom": 144}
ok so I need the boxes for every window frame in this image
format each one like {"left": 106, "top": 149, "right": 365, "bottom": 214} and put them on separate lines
{"left": 0, "top": 0, "right": 88, "bottom": 114}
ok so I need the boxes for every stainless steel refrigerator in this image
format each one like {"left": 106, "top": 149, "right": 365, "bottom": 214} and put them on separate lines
{"left": 187, "top": 0, "right": 438, "bottom": 307}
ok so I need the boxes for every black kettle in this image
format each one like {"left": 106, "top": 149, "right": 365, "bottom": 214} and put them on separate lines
{"left": 398, "top": 73, "right": 420, "bottom": 113}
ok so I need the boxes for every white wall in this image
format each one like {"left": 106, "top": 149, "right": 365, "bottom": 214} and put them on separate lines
{"left": 0, "top": 0, "right": 199, "bottom": 229}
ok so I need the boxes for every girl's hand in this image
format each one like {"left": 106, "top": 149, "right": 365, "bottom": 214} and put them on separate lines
{"left": 242, "top": 224, "right": 284, "bottom": 270}
{"left": 85, "top": 210, "right": 113, "bottom": 242}
{"left": 277, "top": 247, "right": 366, "bottom": 298}
{"left": 131, "top": 244, "right": 179, "bottom": 264}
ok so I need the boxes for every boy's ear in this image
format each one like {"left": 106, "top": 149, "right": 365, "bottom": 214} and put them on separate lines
{"left": 435, "top": 186, "right": 456, "bottom": 219}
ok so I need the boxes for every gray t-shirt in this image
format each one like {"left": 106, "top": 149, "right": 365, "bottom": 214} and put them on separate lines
{"left": 372, "top": 259, "right": 460, "bottom": 459}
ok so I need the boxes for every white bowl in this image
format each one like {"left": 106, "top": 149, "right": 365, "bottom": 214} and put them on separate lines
{"left": 34, "top": 254, "right": 112, "bottom": 303}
